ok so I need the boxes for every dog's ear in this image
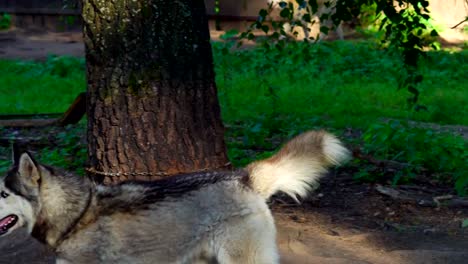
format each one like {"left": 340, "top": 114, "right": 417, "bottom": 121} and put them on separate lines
{"left": 17, "top": 152, "right": 41, "bottom": 186}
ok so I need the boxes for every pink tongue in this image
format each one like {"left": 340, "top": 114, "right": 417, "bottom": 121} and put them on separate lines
{"left": 0, "top": 216, "right": 13, "bottom": 227}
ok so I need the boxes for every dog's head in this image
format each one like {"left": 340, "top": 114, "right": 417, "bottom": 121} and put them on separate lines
{"left": 0, "top": 151, "right": 47, "bottom": 237}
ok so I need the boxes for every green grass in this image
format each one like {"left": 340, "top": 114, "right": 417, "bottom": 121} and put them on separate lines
{"left": 0, "top": 56, "right": 85, "bottom": 114}
{"left": 214, "top": 41, "right": 468, "bottom": 129}
{"left": 0, "top": 42, "right": 466, "bottom": 126}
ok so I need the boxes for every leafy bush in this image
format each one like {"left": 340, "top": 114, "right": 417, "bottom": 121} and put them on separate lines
{"left": 361, "top": 120, "right": 468, "bottom": 195}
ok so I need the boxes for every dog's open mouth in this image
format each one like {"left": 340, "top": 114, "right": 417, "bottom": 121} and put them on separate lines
{"left": 0, "top": 215, "right": 18, "bottom": 236}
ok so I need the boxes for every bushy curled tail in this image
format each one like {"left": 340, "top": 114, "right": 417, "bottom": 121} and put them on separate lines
{"left": 246, "top": 130, "right": 350, "bottom": 201}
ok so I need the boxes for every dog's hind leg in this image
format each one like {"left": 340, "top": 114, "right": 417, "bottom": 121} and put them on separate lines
{"left": 216, "top": 212, "right": 279, "bottom": 264}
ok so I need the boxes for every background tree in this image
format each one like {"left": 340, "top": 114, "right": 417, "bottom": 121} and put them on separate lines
{"left": 82, "top": 0, "right": 229, "bottom": 184}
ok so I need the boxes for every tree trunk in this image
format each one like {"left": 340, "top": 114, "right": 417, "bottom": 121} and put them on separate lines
{"left": 82, "top": 0, "right": 229, "bottom": 184}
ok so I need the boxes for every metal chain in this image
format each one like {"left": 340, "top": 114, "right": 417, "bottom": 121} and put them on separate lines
{"left": 85, "top": 162, "right": 232, "bottom": 177}
{"left": 85, "top": 167, "right": 169, "bottom": 177}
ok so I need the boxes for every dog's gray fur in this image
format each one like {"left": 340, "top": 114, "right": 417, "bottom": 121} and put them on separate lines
{"left": 0, "top": 130, "right": 349, "bottom": 263}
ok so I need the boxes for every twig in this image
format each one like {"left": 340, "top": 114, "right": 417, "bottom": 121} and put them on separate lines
{"left": 451, "top": 18, "right": 468, "bottom": 29}
{"left": 375, "top": 185, "right": 468, "bottom": 208}
{"left": 0, "top": 92, "right": 86, "bottom": 128}
{"left": 398, "top": 185, "right": 438, "bottom": 194}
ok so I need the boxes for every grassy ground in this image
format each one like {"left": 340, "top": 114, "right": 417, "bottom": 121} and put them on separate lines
{"left": 0, "top": 40, "right": 467, "bottom": 194}
{"left": 214, "top": 41, "right": 468, "bottom": 128}
{"left": 0, "top": 56, "right": 85, "bottom": 114}
{"left": 1, "top": 42, "right": 466, "bottom": 125}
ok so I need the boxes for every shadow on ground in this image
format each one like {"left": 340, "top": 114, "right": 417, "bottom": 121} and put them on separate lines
{"left": 276, "top": 211, "right": 468, "bottom": 264}
{"left": 0, "top": 229, "right": 53, "bottom": 264}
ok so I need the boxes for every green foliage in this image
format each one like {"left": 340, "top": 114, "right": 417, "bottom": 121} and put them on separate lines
{"left": 0, "top": 125, "right": 87, "bottom": 176}
{"left": 38, "top": 126, "right": 87, "bottom": 175}
{"left": 362, "top": 121, "right": 468, "bottom": 195}
{"left": 224, "top": 116, "right": 312, "bottom": 167}
{"left": 356, "top": 2, "right": 379, "bottom": 29}
{"left": 226, "top": 121, "right": 276, "bottom": 167}
{"left": 376, "top": 1, "right": 439, "bottom": 108}
{"left": 0, "top": 13, "right": 11, "bottom": 30}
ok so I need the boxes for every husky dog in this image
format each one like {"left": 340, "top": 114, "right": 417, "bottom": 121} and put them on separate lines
{"left": 0, "top": 130, "right": 349, "bottom": 264}
{"left": 268, "top": 0, "right": 344, "bottom": 40}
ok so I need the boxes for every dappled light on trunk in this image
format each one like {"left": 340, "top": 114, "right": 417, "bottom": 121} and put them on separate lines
{"left": 83, "top": 0, "right": 229, "bottom": 184}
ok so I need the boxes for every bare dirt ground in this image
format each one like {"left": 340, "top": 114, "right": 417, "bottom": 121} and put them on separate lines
{"left": 1, "top": 30, "right": 467, "bottom": 263}
{"left": 0, "top": 29, "right": 84, "bottom": 60}
{"left": 275, "top": 172, "right": 468, "bottom": 264}
{"left": 0, "top": 28, "right": 232, "bottom": 60}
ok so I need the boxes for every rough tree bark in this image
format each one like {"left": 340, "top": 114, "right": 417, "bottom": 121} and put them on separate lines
{"left": 82, "top": 0, "right": 229, "bottom": 184}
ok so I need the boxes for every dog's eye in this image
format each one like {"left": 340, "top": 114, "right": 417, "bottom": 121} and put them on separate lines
{"left": 0, "top": 191, "right": 8, "bottom": 198}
